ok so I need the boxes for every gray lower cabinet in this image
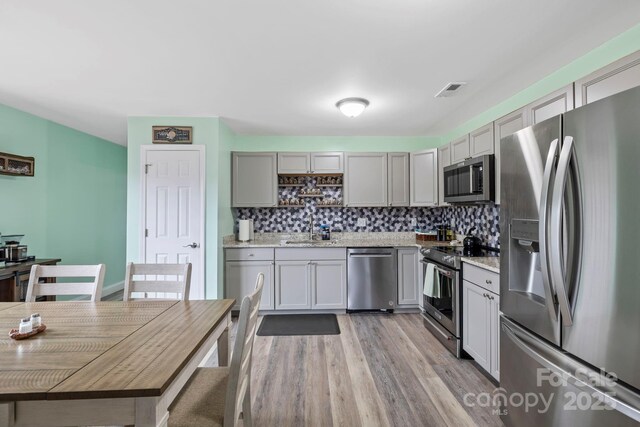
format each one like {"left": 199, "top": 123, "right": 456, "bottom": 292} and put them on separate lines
{"left": 575, "top": 50, "right": 640, "bottom": 107}
{"left": 527, "top": 84, "right": 574, "bottom": 125}
{"left": 225, "top": 260, "right": 275, "bottom": 310}
{"left": 493, "top": 108, "right": 528, "bottom": 205}
{"left": 232, "top": 152, "right": 278, "bottom": 207}
{"left": 275, "top": 248, "right": 347, "bottom": 310}
{"left": 489, "top": 293, "right": 500, "bottom": 381}
{"left": 275, "top": 261, "right": 311, "bottom": 309}
{"left": 463, "top": 280, "right": 491, "bottom": 370}
{"left": 462, "top": 263, "right": 500, "bottom": 381}
{"left": 344, "top": 153, "right": 388, "bottom": 207}
{"left": 397, "top": 248, "right": 421, "bottom": 306}
{"left": 387, "top": 153, "right": 410, "bottom": 207}
{"left": 311, "top": 260, "right": 347, "bottom": 309}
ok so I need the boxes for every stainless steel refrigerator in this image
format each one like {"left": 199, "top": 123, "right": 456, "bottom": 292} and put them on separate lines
{"left": 500, "top": 86, "right": 640, "bottom": 426}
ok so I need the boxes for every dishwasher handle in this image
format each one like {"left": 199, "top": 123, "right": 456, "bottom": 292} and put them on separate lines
{"left": 349, "top": 253, "right": 394, "bottom": 258}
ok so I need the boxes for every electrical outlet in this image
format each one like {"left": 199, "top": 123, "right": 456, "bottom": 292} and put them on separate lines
{"left": 410, "top": 218, "right": 417, "bottom": 227}
{"left": 357, "top": 218, "right": 367, "bottom": 227}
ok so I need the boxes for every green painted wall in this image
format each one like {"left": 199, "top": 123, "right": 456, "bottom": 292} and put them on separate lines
{"left": 0, "top": 103, "right": 127, "bottom": 290}
{"left": 233, "top": 135, "right": 441, "bottom": 152}
{"left": 126, "top": 117, "right": 223, "bottom": 299}
{"left": 442, "top": 23, "right": 640, "bottom": 142}
{"left": 217, "top": 121, "right": 235, "bottom": 297}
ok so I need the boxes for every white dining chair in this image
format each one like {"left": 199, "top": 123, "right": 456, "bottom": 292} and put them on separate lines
{"left": 25, "top": 264, "right": 106, "bottom": 302}
{"left": 168, "top": 273, "right": 264, "bottom": 427}
{"left": 123, "top": 262, "right": 192, "bottom": 301}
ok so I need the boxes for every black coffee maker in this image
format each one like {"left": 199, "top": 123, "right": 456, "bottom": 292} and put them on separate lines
{"left": 463, "top": 227, "right": 482, "bottom": 255}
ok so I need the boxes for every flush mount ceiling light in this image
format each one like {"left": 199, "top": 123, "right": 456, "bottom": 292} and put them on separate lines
{"left": 336, "top": 97, "right": 370, "bottom": 118}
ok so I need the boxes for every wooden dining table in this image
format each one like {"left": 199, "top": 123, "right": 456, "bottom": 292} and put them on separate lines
{"left": 0, "top": 299, "right": 234, "bottom": 427}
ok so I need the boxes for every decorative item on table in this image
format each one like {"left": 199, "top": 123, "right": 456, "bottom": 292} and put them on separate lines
{"left": 152, "top": 126, "right": 192, "bottom": 144}
{"left": 10, "top": 316, "right": 47, "bottom": 340}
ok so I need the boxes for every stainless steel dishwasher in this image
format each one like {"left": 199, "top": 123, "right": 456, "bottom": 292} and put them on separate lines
{"left": 347, "top": 248, "right": 397, "bottom": 312}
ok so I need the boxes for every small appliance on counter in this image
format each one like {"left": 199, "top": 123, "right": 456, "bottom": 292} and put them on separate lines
{"left": 463, "top": 227, "right": 482, "bottom": 255}
{"left": 1, "top": 234, "right": 29, "bottom": 262}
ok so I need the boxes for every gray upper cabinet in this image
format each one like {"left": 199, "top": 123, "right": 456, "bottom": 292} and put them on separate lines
{"left": 277, "top": 152, "right": 344, "bottom": 174}
{"left": 575, "top": 50, "right": 640, "bottom": 107}
{"left": 344, "top": 153, "right": 388, "bottom": 207}
{"left": 437, "top": 144, "right": 451, "bottom": 206}
{"left": 310, "top": 152, "right": 344, "bottom": 174}
{"left": 470, "top": 123, "right": 494, "bottom": 156}
{"left": 527, "top": 84, "right": 574, "bottom": 124}
{"left": 409, "top": 149, "right": 438, "bottom": 207}
{"left": 493, "top": 108, "right": 528, "bottom": 205}
{"left": 450, "top": 135, "right": 470, "bottom": 163}
{"left": 387, "top": 153, "right": 410, "bottom": 207}
{"left": 277, "top": 152, "right": 310, "bottom": 174}
{"left": 232, "top": 152, "right": 278, "bottom": 207}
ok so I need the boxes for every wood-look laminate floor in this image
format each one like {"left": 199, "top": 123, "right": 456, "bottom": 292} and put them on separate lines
{"left": 206, "top": 314, "right": 503, "bottom": 427}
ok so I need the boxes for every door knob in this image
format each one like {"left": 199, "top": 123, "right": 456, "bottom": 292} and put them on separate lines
{"left": 183, "top": 242, "right": 199, "bottom": 248}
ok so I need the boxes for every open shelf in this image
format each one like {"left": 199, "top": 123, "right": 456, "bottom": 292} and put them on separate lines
{"left": 316, "top": 205, "right": 343, "bottom": 208}
{"left": 298, "top": 194, "right": 324, "bottom": 198}
{"left": 278, "top": 184, "right": 305, "bottom": 187}
{"left": 277, "top": 204, "right": 305, "bottom": 208}
{"left": 316, "top": 184, "right": 342, "bottom": 187}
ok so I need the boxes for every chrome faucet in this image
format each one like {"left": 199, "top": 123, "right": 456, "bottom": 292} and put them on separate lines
{"left": 309, "top": 215, "right": 315, "bottom": 240}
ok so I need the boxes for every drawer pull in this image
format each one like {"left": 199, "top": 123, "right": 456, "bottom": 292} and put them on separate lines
{"left": 248, "top": 254, "right": 255, "bottom": 257}
{"left": 486, "top": 279, "right": 492, "bottom": 284}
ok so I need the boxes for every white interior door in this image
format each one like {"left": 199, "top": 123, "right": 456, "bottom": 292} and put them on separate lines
{"left": 143, "top": 148, "right": 204, "bottom": 300}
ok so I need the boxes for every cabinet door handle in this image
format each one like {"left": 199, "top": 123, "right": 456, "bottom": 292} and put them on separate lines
{"left": 482, "top": 293, "right": 488, "bottom": 298}
{"left": 248, "top": 254, "right": 254, "bottom": 257}
{"left": 486, "top": 279, "right": 492, "bottom": 284}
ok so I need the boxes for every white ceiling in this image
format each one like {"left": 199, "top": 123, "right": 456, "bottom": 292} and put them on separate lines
{"left": 1, "top": 1, "right": 639, "bottom": 146}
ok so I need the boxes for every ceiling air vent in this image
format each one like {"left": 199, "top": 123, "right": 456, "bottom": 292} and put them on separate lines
{"left": 434, "top": 82, "right": 467, "bottom": 98}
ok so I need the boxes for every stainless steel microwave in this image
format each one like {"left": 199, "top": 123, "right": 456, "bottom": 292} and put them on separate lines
{"left": 443, "top": 155, "right": 494, "bottom": 203}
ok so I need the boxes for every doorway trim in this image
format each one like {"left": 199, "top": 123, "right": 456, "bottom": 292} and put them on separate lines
{"left": 139, "top": 145, "right": 206, "bottom": 299}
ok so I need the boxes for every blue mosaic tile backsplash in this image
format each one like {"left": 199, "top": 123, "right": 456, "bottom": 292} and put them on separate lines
{"left": 234, "top": 176, "right": 500, "bottom": 247}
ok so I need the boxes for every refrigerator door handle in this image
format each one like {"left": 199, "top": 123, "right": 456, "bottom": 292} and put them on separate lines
{"left": 539, "top": 138, "right": 560, "bottom": 320}
{"left": 550, "top": 136, "right": 577, "bottom": 326}
{"left": 502, "top": 318, "right": 640, "bottom": 423}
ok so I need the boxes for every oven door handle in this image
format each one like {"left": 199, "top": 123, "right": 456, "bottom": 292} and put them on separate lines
{"left": 419, "top": 259, "right": 453, "bottom": 277}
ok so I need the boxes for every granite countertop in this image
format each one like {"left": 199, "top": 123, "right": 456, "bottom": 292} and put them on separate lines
{"left": 462, "top": 256, "right": 500, "bottom": 274}
{"left": 223, "top": 232, "right": 460, "bottom": 250}
{"left": 224, "top": 232, "right": 500, "bottom": 273}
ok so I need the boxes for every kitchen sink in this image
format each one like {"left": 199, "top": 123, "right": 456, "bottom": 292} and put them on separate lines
{"left": 283, "top": 239, "right": 336, "bottom": 245}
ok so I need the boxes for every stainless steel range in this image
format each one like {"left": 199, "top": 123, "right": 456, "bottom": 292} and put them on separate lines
{"left": 420, "top": 245, "right": 498, "bottom": 358}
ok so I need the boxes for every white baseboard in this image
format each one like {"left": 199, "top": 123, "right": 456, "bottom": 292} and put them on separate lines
{"left": 103, "top": 280, "right": 125, "bottom": 297}
{"left": 69, "top": 280, "right": 124, "bottom": 301}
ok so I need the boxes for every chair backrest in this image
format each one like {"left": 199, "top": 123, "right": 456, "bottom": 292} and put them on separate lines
{"left": 25, "top": 264, "right": 106, "bottom": 302}
{"left": 123, "top": 262, "right": 192, "bottom": 301}
{"left": 224, "top": 273, "right": 264, "bottom": 427}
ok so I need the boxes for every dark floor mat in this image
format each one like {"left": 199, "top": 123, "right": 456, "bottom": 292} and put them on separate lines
{"left": 257, "top": 314, "right": 340, "bottom": 336}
